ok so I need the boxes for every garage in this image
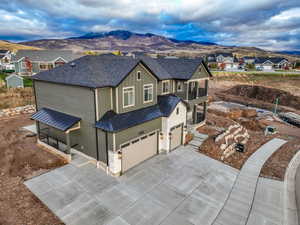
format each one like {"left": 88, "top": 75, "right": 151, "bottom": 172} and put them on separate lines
{"left": 170, "top": 124, "right": 183, "bottom": 151}
{"left": 121, "top": 131, "right": 158, "bottom": 172}
{"left": 263, "top": 65, "right": 273, "bottom": 71}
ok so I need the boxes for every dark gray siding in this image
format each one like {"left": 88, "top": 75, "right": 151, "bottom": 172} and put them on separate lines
{"left": 190, "top": 63, "right": 210, "bottom": 79}
{"left": 35, "top": 81, "right": 98, "bottom": 159}
{"left": 116, "top": 63, "right": 157, "bottom": 114}
{"left": 115, "top": 118, "right": 161, "bottom": 149}
{"left": 97, "top": 87, "right": 113, "bottom": 118}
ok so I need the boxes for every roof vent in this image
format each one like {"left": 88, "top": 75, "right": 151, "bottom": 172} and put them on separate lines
{"left": 70, "top": 62, "right": 76, "bottom": 67}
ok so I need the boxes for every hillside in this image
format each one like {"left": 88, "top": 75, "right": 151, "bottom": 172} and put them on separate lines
{"left": 19, "top": 30, "right": 300, "bottom": 60}
{"left": 0, "top": 40, "right": 42, "bottom": 52}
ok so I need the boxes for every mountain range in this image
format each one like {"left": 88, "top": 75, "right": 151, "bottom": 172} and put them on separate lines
{"left": 17, "top": 30, "right": 300, "bottom": 59}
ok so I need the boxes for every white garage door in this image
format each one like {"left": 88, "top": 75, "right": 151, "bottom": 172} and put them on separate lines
{"left": 121, "top": 131, "right": 157, "bottom": 172}
{"left": 263, "top": 65, "right": 272, "bottom": 70}
{"left": 170, "top": 124, "right": 183, "bottom": 151}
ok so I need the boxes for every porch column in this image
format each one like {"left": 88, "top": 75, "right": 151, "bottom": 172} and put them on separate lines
{"left": 186, "top": 82, "right": 189, "bottom": 100}
{"left": 205, "top": 79, "right": 209, "bottom": 95}
{"left": 196, "top": 81, "right": 199, "bottom": 99}
{"left": 193, "top": 104, "right": 197, "bottom": 124}
{"left": 66, "top": 132, "right": 71, "bottom": 155}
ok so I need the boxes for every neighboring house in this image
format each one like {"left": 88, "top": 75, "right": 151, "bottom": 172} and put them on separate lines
{"left": 13, "top": 50, "right": 81, "bottom": 76}
{"left": 0, "top": 49, "right": 14, "bottom": 71}
{"left": 31, "top": 55, "right": 212, "bottom": 176}
{"left": 215, "top": 53, "right": 239, "bottom": 70}
{"left": 254, "top": 57, "right": 289, "bottom": 71}
{"left": 5, "top": 74, "right": 24, "bottom": 88}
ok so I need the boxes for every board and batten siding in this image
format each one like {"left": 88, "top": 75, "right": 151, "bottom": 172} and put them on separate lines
{"left": 34, "top": 81, "right": 99, "bottom": 160}
{"left": 116, "top": 63, "right": 158, "bottom": 114}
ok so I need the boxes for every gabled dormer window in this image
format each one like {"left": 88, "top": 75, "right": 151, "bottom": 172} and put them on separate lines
{"left": 137, "top": 71, "right": 141, "bottom": 81}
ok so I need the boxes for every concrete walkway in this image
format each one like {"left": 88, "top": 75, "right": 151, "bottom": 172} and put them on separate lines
{"left": 213, "top": 138, "right": 287, "bottom": 225}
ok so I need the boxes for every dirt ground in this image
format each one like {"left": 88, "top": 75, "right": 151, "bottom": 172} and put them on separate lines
{"left": 197, "top": 113, "right": 275, "bottom": 170}
{"left": 0, "top": 114, "right": 66, "bottom": 225}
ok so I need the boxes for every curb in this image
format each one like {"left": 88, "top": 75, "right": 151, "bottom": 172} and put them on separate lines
{"left": 283, "top": 149, "right": 300, "bottom": 225}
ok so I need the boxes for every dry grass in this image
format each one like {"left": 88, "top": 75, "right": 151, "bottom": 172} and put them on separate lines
{"left": 0, "top": 40, "right": 42, "bottom": 52}
{"left": 0, "top": 87, "right": 34, "bottom": 109}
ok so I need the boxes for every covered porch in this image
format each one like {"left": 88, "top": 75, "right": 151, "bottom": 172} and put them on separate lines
{"left": 31, "top": 108, "right": 81, "bottom": 160}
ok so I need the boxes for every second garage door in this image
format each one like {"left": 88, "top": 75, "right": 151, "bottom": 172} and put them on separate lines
{"left": 121, "top": 131, "right": 157, "bottom": 172}
{"left": 170, "top": 124, "right": 183, "bottom": 151}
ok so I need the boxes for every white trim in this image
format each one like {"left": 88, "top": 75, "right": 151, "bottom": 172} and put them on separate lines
{"left": 122, "top": 86, "right": 135, "bottom": 108}
{"left": 94, "top": 89, "right": 99, "bottom": 120}
{"left": 113, "top": 133, "right": 116, "bottom": 151}
{"left": 52, "top": 57, "right": 67, "bottom": 63}
{"left": 143, "top": 83, "right": 154, "bottom": 104}
{"left": 162, "top": 80, "right": 170, "bottom": 94}
{"left": 110, "top": 88, "right": 113, "bottom": 110}
{"left": 115, "top": 87, "right": 119, "bottom": 113}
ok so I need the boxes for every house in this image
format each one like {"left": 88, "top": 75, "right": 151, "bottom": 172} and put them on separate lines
{"left": 254, "top": 57, "right": 274, "bottom": 71}
{"left": 0, "top": 49, "right": 14, "bottom": 71}
{"left": 12, "top": 50, "right": 81, "bottom": 76}
{"left": 5, "top": 74, "right": 24, "bottom": 88}
{"left": 215, "top": 53, "right": 239, "bottom": 70}
{"left": 31, "top": 55, "right": 212, "bottom": 176}
{"left": 254, "top": 57, "right": 289, "bottom": 71}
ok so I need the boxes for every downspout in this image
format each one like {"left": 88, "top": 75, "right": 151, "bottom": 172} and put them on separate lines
{"left": 32, "top": 80, "right": 40, "bottom": 139}
{"left": 93, "top": 88, "right": 100, "bottom": 162}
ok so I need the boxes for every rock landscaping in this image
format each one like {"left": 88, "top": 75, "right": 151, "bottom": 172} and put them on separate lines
{"left": 0, "top": 105, "right": 35, "bottom": 118}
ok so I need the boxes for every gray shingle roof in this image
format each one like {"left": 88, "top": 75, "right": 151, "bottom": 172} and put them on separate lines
{"left": 13, "top": 50, "right": 80, "bottom": 62}
{"left": 32, "top": 55, "right": 210, "bottom": 88}
{"left": 95, "top": 94, "right": 182, "bottom": 132}
{"left": 32, "top": 55, "right": 140, "bottom": 88}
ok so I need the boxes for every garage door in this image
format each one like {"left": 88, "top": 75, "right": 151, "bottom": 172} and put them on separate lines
{"left": 263, "top": 65, "right": 272, "bottom": 70}
{"left": 170, "top": 124, "right": 182, "bottom": 151}
{"left": 121, "top": 131, "right": 157, "bottom": 172}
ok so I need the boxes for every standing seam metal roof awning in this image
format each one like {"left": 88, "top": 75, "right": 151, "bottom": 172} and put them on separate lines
{"left": 31, "top": 108, "right": 81, "bottom": 131}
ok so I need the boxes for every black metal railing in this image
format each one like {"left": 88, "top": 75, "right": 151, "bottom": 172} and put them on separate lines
{"left": 187, "top": 88, "right": 207, "bottom": 100}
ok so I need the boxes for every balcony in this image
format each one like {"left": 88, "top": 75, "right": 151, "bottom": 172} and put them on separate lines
{"left": 188, "top": 88, "right": 207, "bottom": 100}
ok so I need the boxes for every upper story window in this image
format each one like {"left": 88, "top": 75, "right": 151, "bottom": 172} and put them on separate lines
{"left": 143, "top": 84, "right": 153, "bottom": 103}
{"left": 176, "top": 81, "right": 183, "bottom": 92}
{"left": 137, "top": 71, "right": 141, "bottom": 81}
{"left": 176, "top": 107, "right": 179, "bottom": 115}
{"left": 123, "top": 86, "right": 135, "bottom": 108}
{"left": 162, "top": 80, "right": 170, "bottom": 94}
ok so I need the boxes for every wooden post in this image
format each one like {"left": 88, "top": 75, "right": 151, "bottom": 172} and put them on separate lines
{"left": 66, "top": 132, "right": 71, "bottom": 155}
{"left": 186, "top": 82, "right": 189, "bottom": 100}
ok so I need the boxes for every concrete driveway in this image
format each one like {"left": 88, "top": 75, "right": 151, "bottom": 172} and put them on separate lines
{"left": 25, "top": 145, "right": 238, "bottom": 225}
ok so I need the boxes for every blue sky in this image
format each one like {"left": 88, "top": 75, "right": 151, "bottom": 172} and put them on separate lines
{"left": 0, "top": 0, "right": 300, "bottom": 51}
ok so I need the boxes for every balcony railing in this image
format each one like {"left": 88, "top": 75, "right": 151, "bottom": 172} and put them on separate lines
{"left": 187, "top": 88, "right": 207, "bottom": 100}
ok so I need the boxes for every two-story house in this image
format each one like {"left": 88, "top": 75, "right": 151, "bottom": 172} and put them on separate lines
{"left": 31, "top": 55, "right": 212, "bottom": 176}
{"left": 13, "top": 50, "right": 81, "bottom": 76}
{"left": 0, "top": 49, "right": 14, "bottom": 71}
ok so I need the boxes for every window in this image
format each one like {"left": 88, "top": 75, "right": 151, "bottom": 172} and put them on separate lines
{"left": 176, "top": 108, "right": 179, "bottom": 115}
{"left": 123, "top": 87, "right": 135, "bottom": 108}
{"left": 40, "top": 63, "right": 48, "bottom": 70}
{"left": 137, "top": 71, "right": 141, "bottom": 81}
{"left": 143, "top": 84, "right": 153, "bottom": 103}
{"left": 162, "top": 80, "right": 170, "bottom": 94}
{"left": 176, "top": 81, "right": 183, "bottom": 92}
{"left": 21, "top": 62, "right": 26, "bottom": 69}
